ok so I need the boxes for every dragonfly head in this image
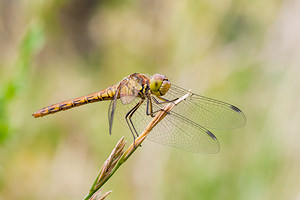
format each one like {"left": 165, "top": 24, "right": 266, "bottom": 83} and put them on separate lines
{"left": 150, "top": 74, "right": 171, "bottom": 96}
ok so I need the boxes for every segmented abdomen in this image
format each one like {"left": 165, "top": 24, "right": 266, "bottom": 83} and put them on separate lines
{"left": 32, "top": 84, "right": 118, "bottom": 118}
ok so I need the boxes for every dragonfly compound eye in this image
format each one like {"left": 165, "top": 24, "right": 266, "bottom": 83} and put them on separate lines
{"left": 150, "top": 74, "right": 171, "bottom": 96}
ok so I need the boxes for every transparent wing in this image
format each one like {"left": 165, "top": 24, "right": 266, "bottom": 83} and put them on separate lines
{"left": 108, "top": 76, "right": 142, "bottom": 134}
{"left": 110, "top": 83, "right": 245, "bottom": 153}
{"left": 147, "top": 103, "right": 220, "bottom": 153}
{"left": 113, "top": 97, "right": 220, "bottom": 153}
{"left": 119, "top": 77, "right": 142, "bottom": 104}
{"left": 160, "top": 84, "right": 247, "bottom": 130}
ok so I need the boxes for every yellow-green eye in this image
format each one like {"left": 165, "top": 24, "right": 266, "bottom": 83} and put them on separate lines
{"left": 150, "top": 74, "right": 171, "bottom": 96}
{"left": 150, "top": 79, "right": 162, "bottom": 93}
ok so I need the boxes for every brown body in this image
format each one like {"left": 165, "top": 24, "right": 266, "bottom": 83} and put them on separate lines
{"left": 32, "top": 73, "right": 150, "bottom": 118}
{"left": 32, "top": 84, "right": 119, "bottom": 118}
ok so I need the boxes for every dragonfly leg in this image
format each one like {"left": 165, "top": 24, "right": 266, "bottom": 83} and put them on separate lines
{"left": 146, "top": 97, "right": 170, "bottom": 116}
{"left": 146, "top": 97, "right": 157, "bottom": 117}
{"left": 152, "top": 96, "right": 179, "bottom": 104}
{"left": 125, "top": 100, "right": 144, "bottom": 146}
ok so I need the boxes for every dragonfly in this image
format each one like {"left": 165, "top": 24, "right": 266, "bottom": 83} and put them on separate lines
{"left": 33, "top": 73, "right": 246, "bottom": 153}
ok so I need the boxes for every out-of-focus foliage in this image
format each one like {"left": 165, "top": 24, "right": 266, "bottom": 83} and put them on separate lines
{"left": 0, "top": 20, "right": 45, "bottom": 141}
{"left": 1, "top": 0, "right": 300, "bottom": 199}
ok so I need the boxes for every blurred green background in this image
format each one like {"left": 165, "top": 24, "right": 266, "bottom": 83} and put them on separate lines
{"left": 1, "top": 0, "right": 300, "bottom": 199}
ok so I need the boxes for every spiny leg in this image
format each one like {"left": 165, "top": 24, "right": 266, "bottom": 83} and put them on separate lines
{"left": 125, "top": 102, "right": 140, "bottom": 140}
{"left": 128, "top": 100, "right": 144, "bottom": 137}
{"left": 146, "top": 96, "right": 176, "bottom": 117}
{"left": 152, "top": 96, "right": 178, "bottom": 104}
{"left": 125, "top": 100, "right": 144, "bottom": 146}
{"left": 146, "top": 97, "right": 156, "bottom": 117}
{"left": 146, "top": 97, "right": 172, "bottom": 117}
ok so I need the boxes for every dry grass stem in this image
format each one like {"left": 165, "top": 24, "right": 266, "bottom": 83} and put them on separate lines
{"left": 84, "top": 137, "right": 126, "bottom": 200}
{"left": 90, "top": 190, "right": 112, "bottom": 200}
{"left": 121, "top": 89, "right": 192, "bottom": 160}
{"left": 96, "top": 138, "right": 126, "bottom": 185}
{"left": 84, "top": 90, "right": 192, "bottom": 199}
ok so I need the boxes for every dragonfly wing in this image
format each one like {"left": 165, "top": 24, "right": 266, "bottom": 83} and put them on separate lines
{"left": 114, "top": 98, "right": 220, "bottom": 153}
{"left": 108, "top": 76, "right": 142, "bottom": 134}
{"left": 161, "top": 84, "right": 247, "bottom": 130}
{"left": 120, "top": 75, "right": 142, "bottom": 104}
{"left": 109, "top": 82, "right": 244, "bottom": 152}
{"left": 147, "top": 109, "right": 220, "bottom": 153}
{"left": 108, "top": 83, "right": 121, "bottom": 135}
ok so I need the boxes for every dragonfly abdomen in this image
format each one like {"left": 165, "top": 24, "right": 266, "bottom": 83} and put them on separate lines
{"left": 32, "top": 85, "right": 118, "bottom": 118}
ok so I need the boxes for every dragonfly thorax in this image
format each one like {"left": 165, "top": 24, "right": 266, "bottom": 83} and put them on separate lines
{"left": 150, "top": 74, "right": 171, "bottom": 96}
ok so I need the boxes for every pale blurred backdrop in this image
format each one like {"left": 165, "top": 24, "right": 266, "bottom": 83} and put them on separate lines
{"left": 1, "top": 0, "right": 300, "bottom": 199}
